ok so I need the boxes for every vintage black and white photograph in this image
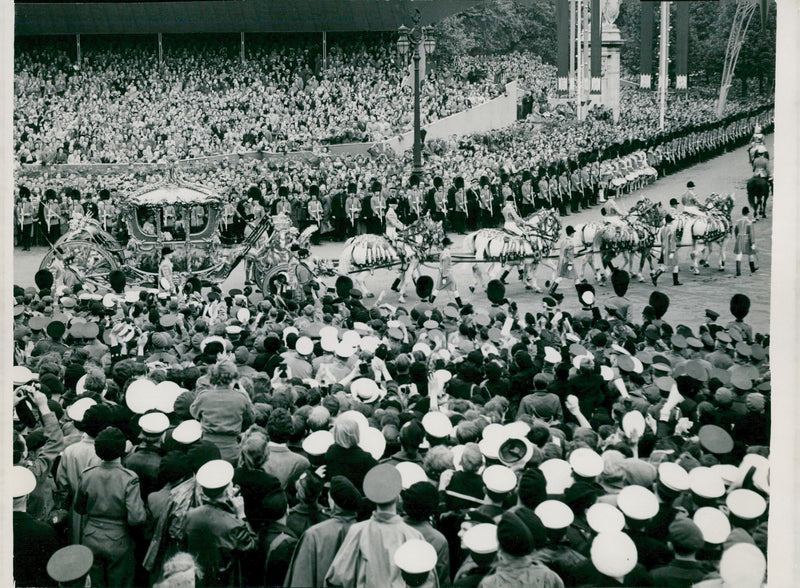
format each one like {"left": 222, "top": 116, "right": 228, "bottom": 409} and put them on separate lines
{"left": 5, "top": 0, "right": 795, "bottom": 586}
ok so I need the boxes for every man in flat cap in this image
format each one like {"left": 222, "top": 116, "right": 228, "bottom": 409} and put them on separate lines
{"left": 325, "top": 463, "right": 424, "bottom": 587}
{"left": 650, "top": 518, "right": 710, "bottom": 587}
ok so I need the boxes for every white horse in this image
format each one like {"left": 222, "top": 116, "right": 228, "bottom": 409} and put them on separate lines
{"left": 675, "top": 193, "right": 735, "bottom": 274}
{"left": 337, "top": 216, "right": 444, "bottom": 302}
{"left": 575, "top": 199, "right": 665, "bottom": 284}
{"left": 462, "top": 209, "right": 561, "bottom": 292}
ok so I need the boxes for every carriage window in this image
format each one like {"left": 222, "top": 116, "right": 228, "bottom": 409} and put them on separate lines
{"left": 137, "top": 206, "right": 157, "bottom": 236}
{"left": 188, "top": 204, "right": 209, "bottom": 235}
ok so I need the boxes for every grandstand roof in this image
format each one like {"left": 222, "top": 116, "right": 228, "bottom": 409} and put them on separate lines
{"left": 15, "top": 0, "right": 485, "bottom": 36}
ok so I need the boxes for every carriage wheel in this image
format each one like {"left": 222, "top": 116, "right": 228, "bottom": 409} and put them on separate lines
{"left": 39, "top": 240, "right": 120, "bottom": 291}
{"left": 260, "top": 263, "right": 292, "bottom": 296}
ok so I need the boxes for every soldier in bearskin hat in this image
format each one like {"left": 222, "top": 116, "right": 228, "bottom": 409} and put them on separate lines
{"left": 727, "top": 293, "right": 753, "bottom": 344}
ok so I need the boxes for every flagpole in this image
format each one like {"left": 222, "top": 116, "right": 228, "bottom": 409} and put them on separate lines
{"left": 658, "top": 1, "right": 670, "bottom": 131}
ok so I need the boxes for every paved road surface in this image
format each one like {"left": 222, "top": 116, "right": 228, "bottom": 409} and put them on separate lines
{"left": 14, "top": 135, "right": 773, "bottom": 336}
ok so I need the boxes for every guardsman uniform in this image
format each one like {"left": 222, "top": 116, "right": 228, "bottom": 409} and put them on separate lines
{"left": 345, "top": 192, "right": 362, "bottom": 237}
{"left": 479, "top": 179, "right": 494, "bottom": 228}
{"left": 466, "top": 179, "right": 481, "bottom": 230}
{"left": 733, "top": 213, "right": 757, "bottom": 276}
{"left": 370, "top": 190, "right": 387, "bottom": 235}
{"left": 520, "top": 174, "right": 535, "bottom": 217}
{"left": 41, "top": 197, "right": 63, "bottom": 243}
{"left": 407, "top": 184, "right": 425, "bottom": 224}
{"left": 448, "top": 178, "right": 468, "bottom": 234}
{"left": 18, "top": 199, "right": 35, "bottom": 250}
{"left": 307, "top": 198, "right": 323, "bottom": 245}
{"left": 558, "top": 169, "right": 571, "bottom": 216}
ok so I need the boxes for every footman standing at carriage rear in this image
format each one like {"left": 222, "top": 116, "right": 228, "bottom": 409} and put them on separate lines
{"left": 430, "top": 237, "right": 463, "bottom": 308}
{"left": 733, "top": 207, "right": 758, "bottom": 277}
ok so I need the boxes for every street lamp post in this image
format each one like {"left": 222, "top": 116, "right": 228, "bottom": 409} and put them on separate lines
{"left": 397, "top": 15, "right": 434, "bottom": 180}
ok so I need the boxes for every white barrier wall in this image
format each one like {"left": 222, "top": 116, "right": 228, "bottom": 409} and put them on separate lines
{"left": 385, "top": 80, "right": 519, "bottom": 155}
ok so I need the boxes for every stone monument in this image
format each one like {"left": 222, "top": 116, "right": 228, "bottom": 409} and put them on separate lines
{"left": 600, "top": 0, "right": 623, "bottom": 123}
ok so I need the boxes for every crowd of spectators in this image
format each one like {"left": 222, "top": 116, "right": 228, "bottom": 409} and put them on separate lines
{"left": 12, "top": 261, "right": 771, "bottom": 587}
{"left": 14, "top": 34, "right": 516, "bottom": 164}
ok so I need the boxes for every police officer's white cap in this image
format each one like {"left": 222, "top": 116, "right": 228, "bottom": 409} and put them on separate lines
{"left": 463, "top": 523, "right": 499, "bottom": 554}
{"left": 586, "top": 503, "right": 626, "bottom": 534}
{"left": 693, "top": 506, "right": 731, "bottom": 544}
{"left": 482, "top": 464, "right": 517, "bottom": 494}
{"left": 591, "top": 532, "right": 638, "bottom": 578}
{"left": 196, "top": 459, "right": 234, "bottom": 490}
{"left": 172, "top": 419, "right": 202, "bottom": 445}
{"left": 569, "top": 447, "right": 604, "bottom": 478}
{"left": 139, "top": 411, "right": 170, "bottom": 435}
{"left": 534, "top": 499, "right": 575, "bottom": 530}
{"left": 726, "top": 489, "right": 767, "bottom": 520}
{"left": 617, "top": 485, "right": 659, "bottom": 520}
{"left": 12, "top": 465, "right": 37, "bottom": 498}
{"left": 394, "top": 539, "right": 438, "bottom": 575}
{"left": 658, "top": 462, "right": 690, "bottom": 492}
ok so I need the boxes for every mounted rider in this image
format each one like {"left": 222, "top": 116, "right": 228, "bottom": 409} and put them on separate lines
{"left": 681, "top": 181, "right": 702, "bottom": 216}
{"left": 385, "top": 197, "right": 407, "bottom": 254}
{"left": 502, "top": 194, "right": 525, "bottom": 236}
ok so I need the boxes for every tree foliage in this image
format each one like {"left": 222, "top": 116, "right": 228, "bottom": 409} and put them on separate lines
{"left": 432, "top": 0, "right": 774, "bottom": 96}
{"left": 433, "top": 0, "right": 556, "bottom": 62}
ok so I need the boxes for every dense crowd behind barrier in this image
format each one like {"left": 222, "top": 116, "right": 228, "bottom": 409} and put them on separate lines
{"left": 12, "top": 250, "right": 771, "bottom": 587}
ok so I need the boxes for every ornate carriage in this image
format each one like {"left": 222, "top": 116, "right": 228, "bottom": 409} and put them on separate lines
{"left": 38, "top": 172, "right": 274, "bottom": 291}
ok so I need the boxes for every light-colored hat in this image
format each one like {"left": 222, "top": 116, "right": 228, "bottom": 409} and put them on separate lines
{"left": 658, "top": 462, "right": 690, "bottom": 492}
{"left": 172, "top": 419, "right": 202, "bottom": 445}
{"left": 617, "top": 485, "right": 659, "bottom": 520}
{"left": 396, "top": 462, "right": 429, "bottom": 490}
{"left": 358, "top": 427, "right": 387, "bottom": 460}
{"left": 196, "top": 459, "right": 234, "bottom": 490}
{"left": 422, "top": 412, "right": 453, "bottom": 439}
{"left": 586, "top": 503, "right": 625, "bottom": 534}
{"left": 569, "top": 447, "right": 604, "bottom": 478}
{"left": 13, "top": 366, "right": 37, "bottom": 386}
{"left": 394, "top": 539, "right": 438, "bottom": 575}
{"left": 154, "top": 381, "right": 183, "bottom": 414}
{"left": 12, "top": 465, "right": 37, "bottom": 498}
{"left": 302, "top": 430, "right": 335, "bottom": 456}
{"left": 534, "top": 500, "right": 575, "bottom": 530}
{"left": 591, "top": 532, "right": 638, "bottom": 578}
{"left": 482, "top": 464, "right": 517, "bottom": 494}
{"left": 295, "top": 336, "right": 314, "bottom": 356}
{"left": 66, "top": 397, "right": 97, "bottom": 422}
{"left": 125, "top": 379, "right": 159, "bottom": 414}
{"left": 462, "top": 523, "right": 499, "bottom": 554}
{"left": 621, "top": 411, "right": 646, "bottom": 439}
{"left": 544, "top": 346, "right": 561, "bottom": 364}
{"left": 351, "top": 378, "right": 382, "bottom": 403}
{"left": 138, "top": 412, "right": 170, "bottom": 435}
{"left": 335, "top": 342, "right": 355, "bottom": 359}
{"left": 719, "top": 543, "right": 766, "bottom": 587}
{"left": 689, "top": 467, "right": 725, "bottom": 499}
{"left": 726, "top": 489, "right": 767, "bottom": 520}
{"left": 693, "top": 506, "right": 731, "bottom": 544}
{"left": 539, "top": 459, "right": 574, "bottom": 495}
